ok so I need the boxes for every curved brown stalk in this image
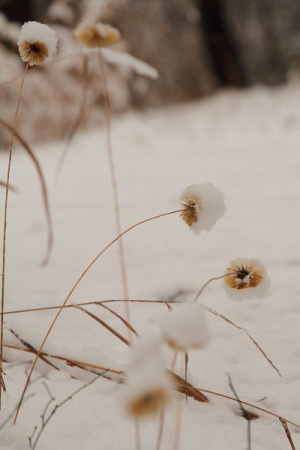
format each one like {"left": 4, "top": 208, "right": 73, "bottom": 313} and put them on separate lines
{"left": 0, "top": 117, "right": 53, "bottom": 266}
{"left": 1, "top": 64, "right": 29, "bottom": 406}
{"left": 98, "top": 49, "right": 131, "bottom": 342}
{"left": 14, "top": 209, "right": 182, "bottom": 422}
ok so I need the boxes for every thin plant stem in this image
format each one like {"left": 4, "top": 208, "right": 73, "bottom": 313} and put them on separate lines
{"left": 14, "top": 209, "right": 182, "bottom": 423}
{"left": 173, "top": 395, "right": 182, "bottom": 450}
{"left": 184, "top": 351, "right": 188, "bottom": 402}
{"left": 0, "top": 63, "right": 29, "bottom": 406}
{"left": 156, "top": 407, "right": 165, "bottom": 450}
{"left": 134, "top": 417, "right": 141, "bottom": 450}
{"left": 171, "top": 350, "right": 178, "bottom": 372}
{"left": 193, "top": 273, "right": 234, "bottom": 303}
{"left": 98, "top": 49, "right": 131, "bottom": 342}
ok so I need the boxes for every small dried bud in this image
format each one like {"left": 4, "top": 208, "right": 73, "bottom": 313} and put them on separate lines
{"left": 74, "top": 23, "right": 120, "bottom": 48}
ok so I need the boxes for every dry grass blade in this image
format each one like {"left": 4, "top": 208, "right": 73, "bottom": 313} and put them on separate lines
{"left": 0, "top": 117, "right": 53, "bottom": 266}
{"left": 279, "top": 418, "right": 296, "bottom": 450}
{"left": 14, "top": 209, "right": 182, "bottom": 423}
{"left": 195, "top": 387, "right": 300, "bottom": 429}
{"left": 169, "top": 371, "right": 209, "bottom": 403}
{"left": 74, "top": 305, "right": 130, "bottom": 346}
{"left": 56, "top": 54, "right": 89, "bottom": 178}
{"left": 96, "top": 303, "right": 138, "bottom": 336}
{"left": 2, "top": 343, "right": 123, "bottom": 376}
{"left": 3, "top": 299, "right": 178, "bottom": 316}
{"left": 9, "top": 329, "right": 59, "bottom": 371}
{"left": 202, "top": 304, "right": 282, "bottom": 377}
{"left": 0, "top": 181, "right": 19, "bottom": 193}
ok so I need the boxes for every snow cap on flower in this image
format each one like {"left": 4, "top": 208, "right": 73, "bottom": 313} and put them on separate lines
{"left": 223, "top": 258, "right": 270, "bottom": 300}
{"left": 161, "top": 303, "right": 211, "bottom": 351}
{"left": 74, "top": 22, "right": 120, "bottom": 48}
{"left": 180, "top": 183, "right": 226, "bottom": 235}
{"left": 18, "top": 21, "right": 57, "bottom": 65}
{"left": 123, "top": 336, "right": 172, "bottom": 417}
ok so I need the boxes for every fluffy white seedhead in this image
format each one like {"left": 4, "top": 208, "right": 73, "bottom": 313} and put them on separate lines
{"left": 161, "top": 303, "right": 211, "bottom": 351}
{"left": 223, "top": 258, "right": 270, "bottom": 300}
{"left": 180, "top": 183, "right": 226, "bottom": 234}
{"left": 123, "top": 336, "right": 172, "bottom": 417}
{"left": 74, "top": 22, "right": 120, "bottom": 48}
{"left": 18, "top": 21, "right": 57, "bottom": 65}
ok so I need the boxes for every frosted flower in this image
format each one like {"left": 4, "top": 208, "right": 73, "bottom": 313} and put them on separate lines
{"left": 223, "top": 258, "right": 270, "bottom": 300}
{"left": 74, "top": 23, "right": 120, "bottom": 48}
{"left": 123, "top": 339, "right": 172, "bottom": 417}
{"left": 125, "top": 375, "right": 171, "bottom": 417}
{"left": 18, "top": 21, "right": 57, "bottom": 65}
{"left": 180, "top": 183, "right": 225, "bottom": 234}
{"left": 161, "top": 303, "right": 211, "bottom": 351}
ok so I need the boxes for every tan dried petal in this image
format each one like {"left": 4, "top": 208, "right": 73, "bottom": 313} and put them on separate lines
{"left": 225, "top": 262, "right": 264, "bottom": 290}
{"left": 180, "top": 193, "right": 201, "bottom": 227}
{"left": 18, "top": 40, "right": 49, "bottom": 65}
{"left": 75, "top": 23, "right": 120, "bottom": 48}
{"left": 127, "top": 388, "right": 169, "bottom": 417}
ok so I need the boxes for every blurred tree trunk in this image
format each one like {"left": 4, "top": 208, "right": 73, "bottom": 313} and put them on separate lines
{"left": 119, "top": 0, "right": 300, "bottom": 106}
{"left": 0, "top": 0, "right": 52, "bottom": 22}
{"left": 119, "top": 0, "right": 219, "bottom": 106}
{"left": 220, "top": 0, "right": 300, "bottom": 85}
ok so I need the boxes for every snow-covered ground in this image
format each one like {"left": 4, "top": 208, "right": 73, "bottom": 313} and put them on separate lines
{"left": 1, "top": 82, "right": 300, "bottom": 449}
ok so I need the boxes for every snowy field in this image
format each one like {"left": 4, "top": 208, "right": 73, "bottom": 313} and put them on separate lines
{"left": 1, "top": 82, "right": 300, "bottom": 449}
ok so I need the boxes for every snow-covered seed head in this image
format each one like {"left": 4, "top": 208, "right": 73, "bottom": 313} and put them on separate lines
{"left": 127, "top": 385, "right": 169, "bottom": 417}
{"left": 18, "top": 21, "right": 57, "bottom": 65}
{"left": 123, "top": 335, "right": 172, "bottom": 417}
{"left": 224, "top": 258, "right": 270, "bottom": 300}
{"left": 74, "top": 23, "right": 120, "bottom": 48}
{"left": 180, "top": 183, "right": 226, "bottom": 234}
{"left": 161, "top": 303, "right": 211, "bottom": 351}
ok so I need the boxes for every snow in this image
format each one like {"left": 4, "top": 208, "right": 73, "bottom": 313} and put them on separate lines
{"left": 1, "top": 82, "right": 300, "bottom": 449}
{"left": 160, "top": 303, "right": 211, "bottom": 350}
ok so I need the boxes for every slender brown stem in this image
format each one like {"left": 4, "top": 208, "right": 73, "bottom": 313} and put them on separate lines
{"left": 171, "top": 350, "right": 178, "bottom": 372}
{"left": 156, "top": 408, "right": 165, "bottom": 450}
{"left": 193, "top": 273, "right": 234, "bottom": 303}
{"left": 173, "top": 395, "right": 182, "bottom": 450}
{"left": 2, "top": 299, "right": 178, "bottom": 316}
{"left": 1, "top": 63, "right": 29, "bottom": 407}
{"left": 98, "top": 49, "right": 131, "bottom": 342}
{"left": 134, "top": 417, "right": 141, "bottom": 450}
{"left": 14, "top": 209, "right": 182, "bottom": 423}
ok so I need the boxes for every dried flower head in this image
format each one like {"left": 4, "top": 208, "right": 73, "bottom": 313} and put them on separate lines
{"left": 126, "top": 385, "right": 170, "bottom": 417}
{"left": 224, "top": 258, "right": 270, "bottom": 300}
{"left": 161, "top": 303, "right": 211, "bottom": 351}
{"left": 18, "top": 21, "right": 57, "bottom": 65}
{"left": 74, "top": 23, "right": 120, "bottom": 48}
{"left": 123, "top": 336, "right": 172, "bottom": 417}
{"left": 180, "top": 183, "right": 226, "bottom": 234}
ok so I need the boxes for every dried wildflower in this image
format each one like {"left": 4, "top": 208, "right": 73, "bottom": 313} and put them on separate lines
{"left": 123, "top": 336, "right": 172, "bottom": 417}
{"left": 161, "top": 303, "right": 211, "bottom": 351}
{"left": 18, "top": 21, "right": 57, "bottom": 65}
{"left": 180, "top": 183, "right": 225, "bottom": 234}
{"left": 126, "top": 384, "right": 170, "bottom": 417}
{"left": 224, "top": 258, "right": 270, "bottom": 300}
{"left": 74, "top": 23, "right": 120, "bottom": 48}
